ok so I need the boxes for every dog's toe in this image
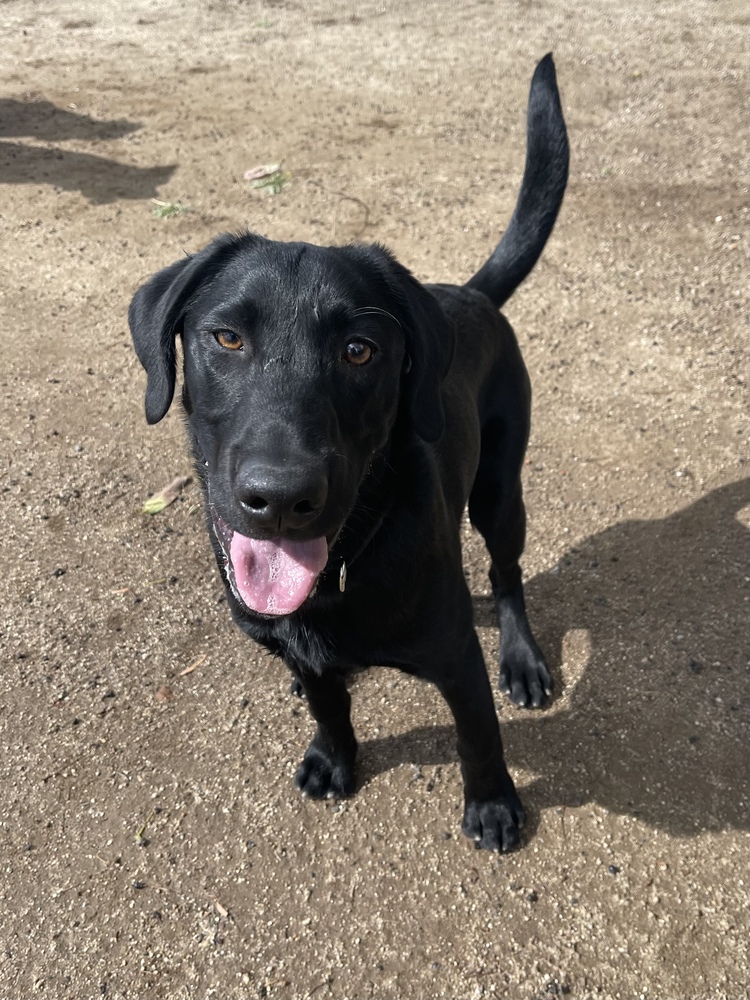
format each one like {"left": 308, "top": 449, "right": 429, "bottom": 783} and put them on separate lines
{"left": 500, "top": 646, "right": 553, "bottom": 709}
{"left": 294, "top": 743, "right": 355, "bottom": 800}
{"left": 462, "top": 794, "right": 525, "bottom": 852}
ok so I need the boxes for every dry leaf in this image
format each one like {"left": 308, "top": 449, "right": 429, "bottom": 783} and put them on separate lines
{"left": 179, "top": 653, "right": 207, "bottom": 676}
{"left": 243, "top": 162, "right": 281, "bottom": 181}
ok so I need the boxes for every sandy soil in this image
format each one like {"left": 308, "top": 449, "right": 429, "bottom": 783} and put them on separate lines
{"left": 0, "top": 1, "right": 747, "bottom": 998}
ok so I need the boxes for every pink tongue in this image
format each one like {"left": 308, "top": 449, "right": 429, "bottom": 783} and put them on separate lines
{"left": 228, "top": 533, "right": 329, "bottom": 615}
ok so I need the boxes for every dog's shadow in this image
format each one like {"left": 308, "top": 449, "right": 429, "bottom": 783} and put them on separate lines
{"left": 357, "top": 478, "right": 750, "bottom": 837}
{"left": 0, "top": 99, "right": 175, "bottom": 203}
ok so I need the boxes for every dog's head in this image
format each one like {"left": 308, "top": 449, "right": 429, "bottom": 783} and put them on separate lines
{"left": 129, "top": 232, "right": 454, "bottom": 617}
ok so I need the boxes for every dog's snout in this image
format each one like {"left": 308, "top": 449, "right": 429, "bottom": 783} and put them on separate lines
{"left": 235, "top": 460, "right": 328, "bottom": 532}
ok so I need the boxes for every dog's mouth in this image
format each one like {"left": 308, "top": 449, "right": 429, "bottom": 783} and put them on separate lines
{"left": 212, "top": 510, "right": 329, "bottom": 617}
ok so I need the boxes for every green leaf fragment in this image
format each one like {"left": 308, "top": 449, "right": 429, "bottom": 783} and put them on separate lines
{"left": 142, "top": 475, "right": 192, "bottom": 514}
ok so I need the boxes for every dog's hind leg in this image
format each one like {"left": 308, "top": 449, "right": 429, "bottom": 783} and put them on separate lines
{"left": 468, "top": 383, "right": 552, "bottom": 708}
{"left": 292, "top": 668, "right": 358, "bottom": 799}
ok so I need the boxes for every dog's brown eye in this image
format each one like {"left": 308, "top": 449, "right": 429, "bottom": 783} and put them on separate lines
{"left": 214, "top": 330, "right": 243, "bottom": 351}
{"left": 344, "top": 341, "right": 373, "bottom": 366}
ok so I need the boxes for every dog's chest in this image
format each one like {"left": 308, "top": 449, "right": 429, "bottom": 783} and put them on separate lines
{"left": 239, "top": 608, "right": 341, "bottom": 675}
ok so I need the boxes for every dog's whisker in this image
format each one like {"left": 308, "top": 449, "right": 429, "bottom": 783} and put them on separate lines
{"left": 332, "top": 451, "right": 355, "bottom": 469}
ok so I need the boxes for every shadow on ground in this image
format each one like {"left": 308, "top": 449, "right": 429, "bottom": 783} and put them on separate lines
{"left": 0, "top": 100, "right": 174, "bottom": 202}
{"left": 358, "top": 478, "right": 750, "bottom": 837}
{"left": 0, "top": 98, "right": 140, "bottom": 141}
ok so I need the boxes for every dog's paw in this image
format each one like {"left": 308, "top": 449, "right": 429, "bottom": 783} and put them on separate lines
{"left": 294, "top": 743, "right": 356, "bottom": 800}
{"left": 499, "top": 642, "right": 553, "bottom": 709}
{"left": 462, "top": 792, "right": 526, "bottom": 852}
{"left": 289, "top": 677, "right": 305, "bottom": 699}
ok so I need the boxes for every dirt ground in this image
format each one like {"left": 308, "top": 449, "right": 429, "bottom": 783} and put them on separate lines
{"left": 0, "top": 1, "right": 747, "bottom": 998}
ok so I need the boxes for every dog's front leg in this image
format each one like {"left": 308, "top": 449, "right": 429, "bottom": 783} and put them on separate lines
{"left": 435, "top": 633, "right": 525, "bottom": 851}
{"left": 291, "top": 668, "right": 357, "bottom": 800}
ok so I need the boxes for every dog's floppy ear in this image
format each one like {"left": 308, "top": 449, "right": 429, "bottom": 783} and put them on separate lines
{"left": 400, "top": 274, "right": 455, "bottom": 442}
{"left": 382, "top": 257, "right": 455, "bottom": 443}
{"left": 343, "top": 244, "right": 455, "bottom": 443}
{"left": 129, "top": 256, "right": 192, "bottom": 423}
{"left": 128, "top": 235, "right": 238, "bottom": 424}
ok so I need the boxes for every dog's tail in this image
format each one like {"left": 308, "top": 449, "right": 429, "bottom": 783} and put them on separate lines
{"left": 466, "top": 54, "right": 569, "bottom": 309}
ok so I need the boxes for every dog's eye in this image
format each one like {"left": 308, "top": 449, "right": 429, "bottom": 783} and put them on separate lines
{"left": 214, "top": 330, "right": 243, "bottom": 351}
{"left": 343, "top": 341, "right": 374, "bottom": 366}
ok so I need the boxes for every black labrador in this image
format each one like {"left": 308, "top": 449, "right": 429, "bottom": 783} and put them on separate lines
{"left": 129, "top": 55, "right": 569, "bottom": 851}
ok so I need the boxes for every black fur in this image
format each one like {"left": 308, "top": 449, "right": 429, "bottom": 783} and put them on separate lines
{"left": 129, "top": 55, "right": 569, "bottom": 851}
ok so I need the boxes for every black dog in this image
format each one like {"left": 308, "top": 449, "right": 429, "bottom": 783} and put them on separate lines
{"left": 129, "top": 55, "right": 569, "bottom": 851}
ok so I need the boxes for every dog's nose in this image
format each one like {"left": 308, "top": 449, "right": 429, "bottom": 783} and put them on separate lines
{"left": 235, "top": 460, "right": 328, "bottom": 532}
